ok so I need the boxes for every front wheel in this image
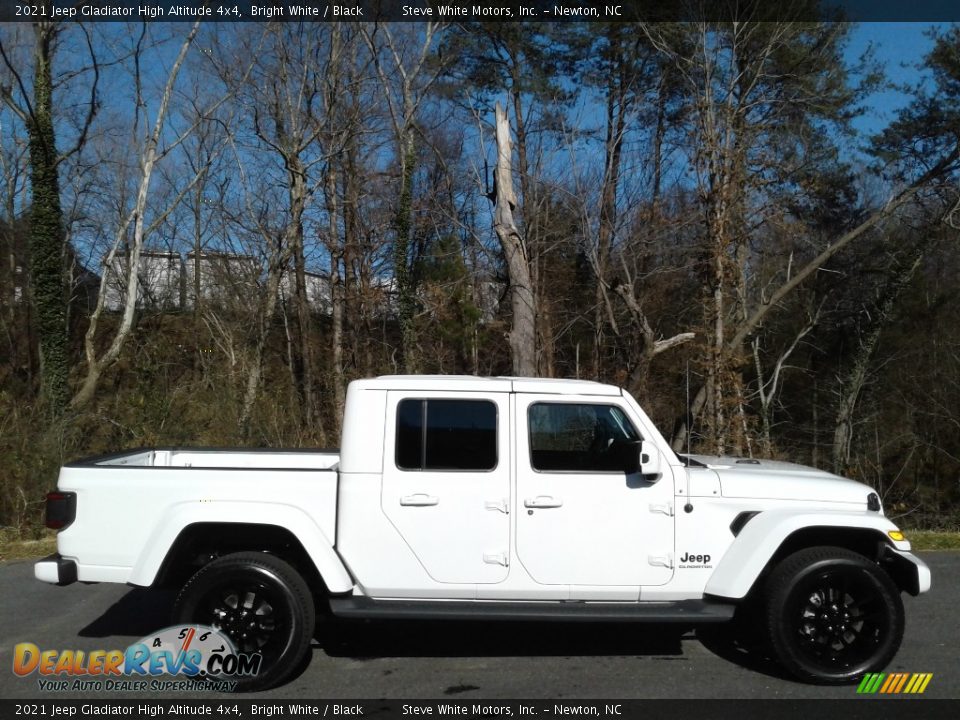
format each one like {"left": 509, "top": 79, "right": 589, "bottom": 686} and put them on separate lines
{"left": 765, "top": 546, "right": 904, "bottom": 684}
{"left": 173, "top": 551, "right": 315, "bottom": 692}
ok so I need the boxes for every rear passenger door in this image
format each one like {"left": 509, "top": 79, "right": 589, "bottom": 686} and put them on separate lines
{"left": 382, "top": 391, "right": 510, "bottom": 585}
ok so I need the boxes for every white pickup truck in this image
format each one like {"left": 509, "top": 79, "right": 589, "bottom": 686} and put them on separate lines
{"left": 36, "top": 375, "right": 929, "bottom": 690}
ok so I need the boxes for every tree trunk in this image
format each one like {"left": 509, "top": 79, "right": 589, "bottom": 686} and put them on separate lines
{"left": 286, "top": 160, "right": 316, "bottom": 430}
{"left": 649, "top": 71, "right": 669, "bottom": 221}
{"left": 492, "top": 102, "right": 536, "bottom": 377}
{"left": 326, "top": 160, "right": 346, "bottom": 437}
{"left": 594, "top": 61, "right": 628, "bottom": 380}
{"left": 394, "top": 135, "right": 419, "bottom": 373}
{"left": 707, "top": 203, "right": 730, "bottom": 456}
{"left": 506, "top": 65, "right": 548, "bottom": 376}
{"left": 27, "top": 20, "right": 69, "bottom": 414}
{"left": 239, "top": 248, "right": 289, "bottom": 436}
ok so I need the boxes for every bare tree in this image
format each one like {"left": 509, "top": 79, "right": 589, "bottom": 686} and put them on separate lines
{"left": 751, "top": 307, "right": 820, "bottom": 455}
{"left": 249, "top": 25, "right": 329, "bottom": 429}
{"left": 360, "top": 22, "right": 447, "bottom": 373}
{"left": 73, "top": 22, "right": 211, "bottom": 407}
{"left": 208, "top": 25, "right": 356, "bottom": 437}
{"left": 491, "top": 102, "right": 536, "bottom": 376}
{"left": 641, "top": 20, "right": 960, "bottom": 455}
{"left": 320, "top": 22, "right": 367, "bottom": 434}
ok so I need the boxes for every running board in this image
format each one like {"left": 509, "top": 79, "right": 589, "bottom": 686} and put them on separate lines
{"left": 328, "top": 597, "right": 735, "bottom": 623}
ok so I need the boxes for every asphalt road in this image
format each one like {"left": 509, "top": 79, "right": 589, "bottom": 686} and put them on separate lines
{"left": 1, "top": 552, "right": 957, "bottom": 701}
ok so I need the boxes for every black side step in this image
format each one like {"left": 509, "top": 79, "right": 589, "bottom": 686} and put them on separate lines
{"left": 329, "top": 597, "right": 735, "bottom": 623}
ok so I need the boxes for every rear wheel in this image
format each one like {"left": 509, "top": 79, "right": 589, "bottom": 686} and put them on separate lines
{"left": 173, "top": 551, "right": 315, "bottom": 691}
{"left": 765, "top": 546, "right": 904, "bottom": 684}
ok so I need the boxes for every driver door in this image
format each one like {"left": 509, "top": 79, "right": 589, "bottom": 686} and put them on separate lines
{"left": 514, "top": 396, "right": 675, "bottom": 589}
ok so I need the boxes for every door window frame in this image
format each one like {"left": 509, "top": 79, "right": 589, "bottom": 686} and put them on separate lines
{"left": 526, "top": 400, "right": 643, "bottom": 474}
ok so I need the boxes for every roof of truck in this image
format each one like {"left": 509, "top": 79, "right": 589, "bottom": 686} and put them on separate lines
{"left": 350, "top": 375, "right": 622, "bottom": 396}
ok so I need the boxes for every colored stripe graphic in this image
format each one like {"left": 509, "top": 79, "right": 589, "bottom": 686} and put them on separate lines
{"left": 879, "top": 674, "right": 898, "bottom": 693}
{"left": 893, "top": 673, "right": 909, "bottom": 693}
{"left": 857, "top": 673, "right": 885, "bottom": 694}
{"left": 857, "top": 673, "right": 932, "bottom": 694}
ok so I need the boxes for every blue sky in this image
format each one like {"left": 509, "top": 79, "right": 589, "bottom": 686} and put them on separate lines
{"left": 846, "top": 23, "right": 943, "bottom": 136}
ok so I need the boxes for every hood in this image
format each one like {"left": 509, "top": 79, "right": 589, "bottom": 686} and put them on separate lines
{"left": 685, "top": 454, "right": 876, "bottom": 506}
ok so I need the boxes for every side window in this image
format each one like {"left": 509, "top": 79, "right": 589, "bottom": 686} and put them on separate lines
{"left": 529, "top": 403, "right": 640, "bottom": 472}
{"left": 396, "top": 399, "right": 498, "bottom": 471}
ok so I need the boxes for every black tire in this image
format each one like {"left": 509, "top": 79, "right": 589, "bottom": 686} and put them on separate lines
{"left": 173, "top": 551, "right": 315, "bottom": 692}
{"left": 764, "top": 546, "right": 904, "bottom": 684}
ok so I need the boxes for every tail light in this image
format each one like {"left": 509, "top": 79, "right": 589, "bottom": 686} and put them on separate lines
{"left": 45, "top": 491, "right": 76, "bottom": 530}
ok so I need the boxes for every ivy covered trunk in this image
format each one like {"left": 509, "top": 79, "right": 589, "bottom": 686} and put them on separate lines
{"left": 27, "top": 21, "right": 68, "bottom": 415}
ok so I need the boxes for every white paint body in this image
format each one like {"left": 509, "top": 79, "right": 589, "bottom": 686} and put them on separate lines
{"left": 37, "top": 375, "right": 930, "bottom": 606}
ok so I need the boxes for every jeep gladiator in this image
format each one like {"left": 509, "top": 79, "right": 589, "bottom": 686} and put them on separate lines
{"left": 36, "top": 375, "right": 930, "bottom": 689}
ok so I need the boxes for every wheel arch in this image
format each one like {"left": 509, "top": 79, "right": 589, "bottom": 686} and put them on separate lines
{"left": 705, "top": 510, "right": 909, "bottom": 601}
{"left": 770, "top": 526, "right": 890, "bottom": 565}
{"left": 128, "top": 503, "right": 354, "bottom": 594}
{"left": 152, "top": 523, "right": 328, "bottom": 595}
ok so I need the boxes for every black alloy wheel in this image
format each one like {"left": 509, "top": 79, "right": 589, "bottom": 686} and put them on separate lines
{"left": 173, "top": 551, "right": 315, "bottom": 691}
{"left": 764, "top": 546, "right": 904, "bottom": 684}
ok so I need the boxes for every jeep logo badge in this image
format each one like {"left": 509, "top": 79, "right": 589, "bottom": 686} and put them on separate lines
{"left": 679, "top": 552, "right": 712, "bottom": 568}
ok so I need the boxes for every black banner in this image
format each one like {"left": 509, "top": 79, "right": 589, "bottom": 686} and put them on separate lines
{"left": 2, "top": 0, "right": 960, "bottom": 24}
{"left": 1, "top": 700, "right": 959, "bottom": 720}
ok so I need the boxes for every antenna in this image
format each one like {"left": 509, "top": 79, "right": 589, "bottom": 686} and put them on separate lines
{"left": 686, "top": 359, "right": 691, "bottom": 459}
{"left": 684, "top": 359, "right": 694, "bottom": 514}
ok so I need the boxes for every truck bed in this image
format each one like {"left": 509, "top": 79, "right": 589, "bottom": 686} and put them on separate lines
{"left": 53, "top": 447, "right": 341, "bottom": 585}
{"left": 68, "top": 447, "right": 340, "bottom": 470}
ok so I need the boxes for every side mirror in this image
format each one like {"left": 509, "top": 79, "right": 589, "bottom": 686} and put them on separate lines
{"left": 639, "top": 441, "right": 662, "bottom": 478}
{"left": 612, "top": 440, "right": 641, "bottom": 474}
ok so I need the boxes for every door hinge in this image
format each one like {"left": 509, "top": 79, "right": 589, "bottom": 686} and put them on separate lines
{"left": 648, "top": 554, "right": 673, "bottom": 569}
{"left": 484, "top": 498, "right": 509, "bottom": 514}
{"left": 649, "top": 502, "right": 674, "bottom": 517}
{"left": 483, "top": 552, "right": 509, "bottom": 567}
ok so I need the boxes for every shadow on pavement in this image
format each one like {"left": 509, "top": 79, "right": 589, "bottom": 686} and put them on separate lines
{"left": 75, "top": 587, "right": 787, "bottom": 682}
{"left": 320, "top": 617, "right": 687, "bottom": 659}
{"left": 321, "top": 617, "right": 793, "bottom": 680}
{"left": 695, "top": 624, "right": 793, "bottom": 681}
{"left": 79, "top": 587, "right": 175, "bottom": 639}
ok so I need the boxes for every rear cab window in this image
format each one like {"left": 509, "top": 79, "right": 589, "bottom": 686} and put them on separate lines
{"left": 396, "top": 398, "right": 498, "bottom": 471}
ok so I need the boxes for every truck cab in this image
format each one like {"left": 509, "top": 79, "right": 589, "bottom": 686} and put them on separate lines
{"left": 336, "top": 375, "right": 680, "bottom": 600}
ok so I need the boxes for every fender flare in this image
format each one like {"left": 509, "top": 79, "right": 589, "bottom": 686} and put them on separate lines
{"left": 127, "top": 501, "right": 354, "bottom": 592}
{"left": 704, "top": 509, "right": 907, "bottom": 600}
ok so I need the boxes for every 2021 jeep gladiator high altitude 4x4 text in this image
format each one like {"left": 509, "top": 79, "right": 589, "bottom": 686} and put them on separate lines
{"left": 36, "top": 375, "right": 930, "bottom": 690}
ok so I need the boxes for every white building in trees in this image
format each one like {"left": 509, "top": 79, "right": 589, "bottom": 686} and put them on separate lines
{"left": 103, "top": 251, "right": 183, "bottom": 311}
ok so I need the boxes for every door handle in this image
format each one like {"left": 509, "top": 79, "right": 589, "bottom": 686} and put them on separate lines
{"left": 485, "top": 498, "right": 509, "bottom": 514}
{"left": 400, "top": 493, "right": 439, "bottom": 506}
{"left": 524, "top": 495, "right": 563, "bottom": 509}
